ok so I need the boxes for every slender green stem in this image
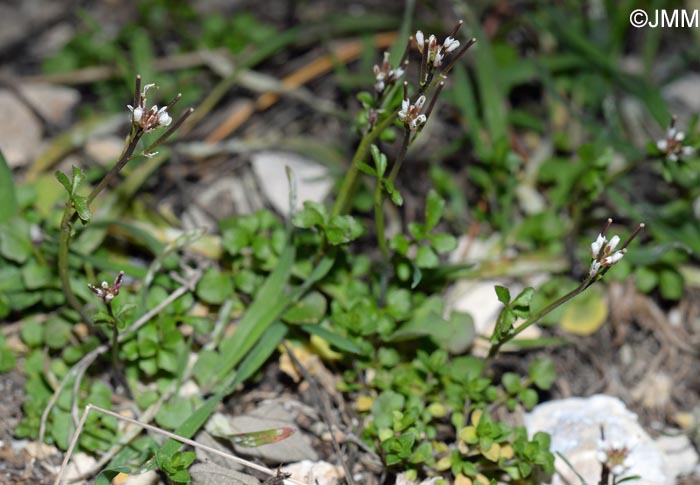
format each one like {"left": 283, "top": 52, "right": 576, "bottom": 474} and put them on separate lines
{"left": 57, "top": 130, "right": 143, "bottom": 323}
{"left": 332, "top": 113, "right": 397, "bottom": 217}
{"left": 87, "top": 130, "right": 143, "bottom": 205}
{"left": 374, "top": 181, "right": 389, "bottom": 263}
{"left": 106, "top": 303, "right": 120, "bottom": 376}
{"left": 58, "top": 204, "right": 91, "bottom": 323}
{"left": 486, "top": 277, "right": 595, "bottom": 361}
{"left": 388, "top": 127, "right": 411, "bottom": 182}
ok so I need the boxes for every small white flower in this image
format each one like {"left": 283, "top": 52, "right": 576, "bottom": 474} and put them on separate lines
{"left": 591, "top": 233, "right": 606, "bottom": 258}
{"left": 415, "top": 30, "right": 424, "bottom": 48}
{"left": 372, "top": 52, "right": 405, "bottom": 93}
{"left": 398, "top": 95, "right": 427, "bottom": 131}
{"left": 443, "top": 36, "right": 460, "bottom": 53}
{"left": 597, "top": 438, "right": 632, "bottom": 477}
{"left": 398, "top": 98, "right": 411, "bottom": 121}
{"left": 410, "top": 114, "right": 427, "bottom": 130}
{"left": 589, "top": 260, "right": 602, "bottom": 277}
{"left": 602, "top": 250, "right": 624, "bottom": 266}
{"left": 157, "top": 106, "right": 172, "bottom": 127}
{"left": 657, "top": 120, "right": 694, "bottom": 161}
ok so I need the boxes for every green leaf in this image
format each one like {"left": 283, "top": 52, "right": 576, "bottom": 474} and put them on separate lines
{"left": 222, "top": 227, "right": 250, "bottom": 255}
{"left": 370, "top": 144, "right": 387, "bottom": 177}
{"left": 292, "top": 201, "right": 326, "bottom": 228}
{"left": 45, "top": 317, "right": 72, "bottom": 349}
{"left": 415, "top": 245, "right": 439, "bottom": 268}
{"left": 408, "top": 221, "right": 426, "bottom": 240}
{"left": 95, "top": 467, "right": 131, "bottom": 485}
{"left": 196, "top": 268, "right": 233, "bottom": 305}
{"left": 357, "top": 162, "right": 377, "bottom": 176}
{"left": 55, "top": 170, "right": 73, "bottom": 195}
{"left": 424, "top": 190, "right": 445, "bottom": 231}
{"left": 659, "top": 268, "right": 683, "bottom": 300}
{"left": 372, "top": 390, "right": 405, "bottom": 429}
{"left": 502, "top": 373, "right": 521, "bottom": 394}
{"left": 0, "top": 346, "right": 16, "bottom": 372}
{"left": 529, "top": 357, "right": 556, "bottom": 390}
{"left": 326, "top": 215, "right": 363, "bottom": 245}
{"left": 192, "top": 349, "right": 218, "bottom": 385}
{"left": 20, "top": 261, "right": 53, "bottom": 289}
{"left": 511, "top": 287, "right": 534, "bottom": 318}
{"left": 0, "top": 218, "right": 32, "bottom": 263}
{"left": 495, "top": 285, "right": 511, "bottom": 305}
{"left": 382, "top": 179, "right": 404, "bottom": 206}
{"left": 389, "top": 298, "right": 474, "bottom": 353}
{"left": 428, "top": 232, "right": 457, "bottom": 253}
{"left": 21, "top": 318, "right": 44, "bottom": 347}
{"left": 0, "top": 150, "right": 18, "bottom": 222}
{"left": 301, "top": 323, "right": 362, "bottom": 354}
{"left": 157, "top": 349, "right": 179, "bottom": 373}
{"left": 213, "top": 244, "right": 296, "bottom": 382}
{"left": 156, "top": 397, "right": 194, "bottom": 429}
{"left": 635, "top": 266, "right": 658, "bottom": 293}
{"left": 282, "top": 290, "right": 327, "bottom": 324}
{"left": 51, "top": 410, "right": 72, "bottom": 449}
{"left": 73, "top": 195, "right": 92, "bottom": 223}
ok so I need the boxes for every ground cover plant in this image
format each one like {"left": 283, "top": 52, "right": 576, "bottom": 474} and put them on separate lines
{"left": 1, "top": 1, "right": 700, "bottom": 484}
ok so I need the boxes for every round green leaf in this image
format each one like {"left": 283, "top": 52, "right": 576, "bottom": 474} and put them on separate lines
{"left": 196, "top": 268, "right": 233, "bottom": 305}
{"left": 282, "top": 291, "right": 327, "bottom": 324}
{"left": 659, "top": 268, "right": 683, "bottom": 300}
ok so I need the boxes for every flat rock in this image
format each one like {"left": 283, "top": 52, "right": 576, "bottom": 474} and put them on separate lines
{"left": 190, "top": 462, "right": 259, "bottom": 485}
{"left": 0, "top": 89, "right": 42, "bottom": 168}
{"left": 20, "top": 83, "right": 80, "bottom": 124}
{"left": 250, "top": 151, "right": 333, "bottom": 216}
{"left": 282, "top": 460, "right": 343, "bottom": 485}
{"left": 205, "top": 400, "right": 318, "bottom": 464}
{"left": 524, "top": 394, "right": 669, "bottom": 484}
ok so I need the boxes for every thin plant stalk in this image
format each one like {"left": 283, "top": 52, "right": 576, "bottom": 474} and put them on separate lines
{"left": 57, "top": 96, "right": 190, "bottom": 322}
{"left": 486, "top": 277, "right": 595, "bottom": 361}
{"left": 331, "top": 112, "right": 397, "bottom": 217}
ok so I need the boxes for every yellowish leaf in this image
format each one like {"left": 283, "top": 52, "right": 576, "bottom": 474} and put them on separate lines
{"left": 560, "top": 285, "right": 608, "bottom": 336}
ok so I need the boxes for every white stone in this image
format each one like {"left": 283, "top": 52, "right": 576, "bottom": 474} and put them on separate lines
{"left": 121, "top": 470, "right": 159, "bottom": 485}
{"left": 250, "top": 151, "right": 333, "bottom": 216}
{"left": 524, "top": 395, "right": 669, "bottom": 484}
{"left": 654, "top": 434, "right": 699, "bottom": 478}
{"left": 0, "top": 89, "right": 42, "bottom": 168}
{"left": 85, "top": 136, "right": 125, "bottom": 164}
{"left": 282, "top": 460, "right": 343, "bottom": 485}
{"left": 20, "top": 83, "right": 80, "bottom": 124}
{"left": 63, "top": 452, "right": 97, "bottom": 481}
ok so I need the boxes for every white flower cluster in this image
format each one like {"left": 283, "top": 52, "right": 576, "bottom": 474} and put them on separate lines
{"left": 373, "top": 52, "right": 405, "bottom": 93}
{"left": 657, "top": 125, "right": 694, "bottom": 161}
{"left": 415, "top": 30, "right": 460, "bottom": 67}
{"left": 88, "top": 271, "right": 124, "bottom": 304}
{"left": 597, "top": 438, "right": 633, "bottom": 476}
{"left": 398, "top": 95, "right": 427, "bottom": 131}
{"left": 589, "top": 232, "right": 624, "bottom": 276}
{"left": 127, "top": 83, "right": 173, "bottom": 132}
